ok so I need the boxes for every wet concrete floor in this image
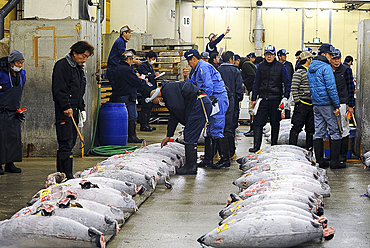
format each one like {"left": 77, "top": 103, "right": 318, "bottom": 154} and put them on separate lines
{"left": 1, "top": 124, "right": 370, "bottom": 248}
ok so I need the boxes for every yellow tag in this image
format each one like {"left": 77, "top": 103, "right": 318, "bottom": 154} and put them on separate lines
{"left": 244, "top": 173, "right": 252, "bottom": 177}
{"left": 232, "top": 200, "right": 243, "bottom": 205}
{"left": 97, "top": 166, "right": 106, "bottom": 172}
{"left": 230, "top": 205, "right": 241, "bottom": 213}
{"left": 40, "top": 189, "right": 50, "bottom": 199}
{"left": 216, "top": 220, "right": 234, "bottom": 233}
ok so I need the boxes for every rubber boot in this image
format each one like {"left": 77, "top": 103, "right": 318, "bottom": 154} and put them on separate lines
{"left": 228, "top": 136, "right": 236, "bottom": 160}
{"left": 244, "top": 121, "right": 254, "bottom": 137}
{"left": 340, "top": 136, "right": 349, "bottom": 162}
{"left": 330, "top": 139, "right": 346, "bottom": 169}
{"left": 4, "top": 163, "right": 22, "bottom": 173}
{"left": 324, "top": 137, "right": 332, "bottom": 162}
{"left": 128, "top": 120, "right": 145, "bottom": 143}
{"left": 313, "top": 139, "right": 329, "bottom": 168}
{"left": 271, "top": 126, "right": 279, "bottom": 146}
{"left": 249, "top": 125, "right": 263, "bottom": 153}
{"left": 0, "top": 165, "right": 4, "bottom": 175}
{"left": 57, "top": 151, "right": 74, "bottom": 179}
{"left": 176, "top": 144, "right": 198, "bottom": 175}
{"left": 197, "top": 137, "right": 213, "bottom": 167}
{"left": 140, "top": 113, "right": 152, "bottom": 132}
{"left": 306, "top": 133, "right": 314, "bottom": 151}
{"left": 212, "top": 137, "right": 231, "bottom": 168}
{"left": 289, "top": 129, "right": 299, "bottom": 146}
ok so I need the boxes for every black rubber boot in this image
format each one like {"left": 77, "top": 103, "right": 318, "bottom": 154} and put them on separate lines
{"left": 146, "top": 112, "right": 156, "bottom": 130}
{"left": 57, "top": 151, "right": 74, "bottom": 179}
{"left": 212, "top": 137, "right": 231, "bottom": 168}
{"left": 139, "top": 113, "right": 152, "bottom": 132}
{"left": 249, "top": 126, "right": 263, "bottom": 153}
{"left": 306, "top": 133, "right": 314, "bottom": 151}
{"left": 289, "top": 129, "right": 299, "bottom": 146}
{"left": 0, "top": 165, "right": 4, "bottom": 175}
{"left": 4, "top": 163, "right": 22, "bottom": 173}
{"left": 228, "top": 136, "right": 236, "bottom": 160}
{"left": 128, "top": 120, "right": 145, "bottom": 143}
{"left": 340, "top": 136, "right": 349, "bottom": 162}
{"left": 330, "top": 139, "right": 346, "bottom": 169}
{"left": 313, "top": 139, "right": 329, "bottom": 168}
{"left": 271, "top": 126, "right": 279, "bottom": 146}
{"left": 176, "top": 144, "right": 198, "bottom": 175}
{"left": 244, "top": 121, "right": 254, "bottom": 137}
{"left": 197, "top": 137, "right": 213, "bottom": 167}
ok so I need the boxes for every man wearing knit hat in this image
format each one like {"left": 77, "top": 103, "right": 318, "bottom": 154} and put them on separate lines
{"left": 0, "top": 49, "right": 26, "bottom": 175}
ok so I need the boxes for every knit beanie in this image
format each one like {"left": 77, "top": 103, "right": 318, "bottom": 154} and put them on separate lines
{"left": 8, "top": 49, "right": 25, "bottom": 63}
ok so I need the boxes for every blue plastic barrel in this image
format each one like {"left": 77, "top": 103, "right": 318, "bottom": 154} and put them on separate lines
{"left": 98, "top": 102, "right": 128, "bottom": 146}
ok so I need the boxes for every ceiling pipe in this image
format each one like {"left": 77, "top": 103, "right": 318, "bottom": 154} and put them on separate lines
{"left": 0, "top": 0, "right": 20, "bottom": 40}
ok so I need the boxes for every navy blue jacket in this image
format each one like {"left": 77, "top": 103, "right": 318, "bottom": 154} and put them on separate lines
{"left": 161, "top": 81, "right": 205, "bottom": 137}
{"left": 110, "top": 61, "right": 150, "bottom": 102}
{"left": 217, "top": 62, "right": 244, "bottom": 102}
{"left": 206, "top": 34, "right": 225, "bottom": 57}
{"left": 137, "top": 61, "right": 157, "bottom": 92}
{"left": 107, "top": 36, "right": 127, "bottom": 70}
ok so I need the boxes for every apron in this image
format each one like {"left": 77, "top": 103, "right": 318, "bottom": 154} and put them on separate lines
{"left": 0, "top": 72, "right": 23, "bottom": 164}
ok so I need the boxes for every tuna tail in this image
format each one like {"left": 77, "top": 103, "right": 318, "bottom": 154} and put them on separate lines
{"left": 197, "top": 234, "right": 206, "bottom": 244}
{"left": 136, "top": 185, "right": 146, "bottom": 195}
{"left": 88, "top": 227, "right": 106, "bottom": 248}
{"left": 236, "top": 157, "right": 244, "bottom": 164}
{"left": 323, "top": 227, "right": 335, "bottom": 241}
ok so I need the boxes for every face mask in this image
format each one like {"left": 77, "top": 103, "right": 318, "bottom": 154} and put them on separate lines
{"left": 12, "top": 66, "right": 22, "bottom": 72}
{"left": 149, "top": 59, "right": 155, "bottom": 65}
{"left": 158, "top": 99, "right": 165, "bottom": 107}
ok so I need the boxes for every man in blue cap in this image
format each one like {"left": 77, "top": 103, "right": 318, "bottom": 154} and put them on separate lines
{"left": 249, "top": 45, "right": 291, "bottom": 152}
{"left": 183, "top": 49, "right": 229, "bottom": 168}
{"left": 329, "top": 48, "right": 355, "bottom": 164}
{"left": 277, "top": 49, "right": 294, "bottom": 119}
{"left": 307, "top": 43, "right": 344, "bottom": 169}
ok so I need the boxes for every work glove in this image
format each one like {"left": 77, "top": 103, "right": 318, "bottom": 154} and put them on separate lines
{"left": 278, "top": 97, "right": 289, "bottom": 111}
{"left": 78, "top": 110, "right": 86, "bottom": 127}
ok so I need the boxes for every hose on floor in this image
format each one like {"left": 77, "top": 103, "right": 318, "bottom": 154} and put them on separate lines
{"left": 89, "top": 145, "right": 137, "bottom": 156}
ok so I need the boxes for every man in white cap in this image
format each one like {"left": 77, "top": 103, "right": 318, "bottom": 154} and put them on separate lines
{"left": 0, "top": 49, "right": 26, "bottom": 174}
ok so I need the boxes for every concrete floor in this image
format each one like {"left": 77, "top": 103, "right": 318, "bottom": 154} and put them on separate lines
{"left": 1, "top": 124, "right": 370, "bottom": 248}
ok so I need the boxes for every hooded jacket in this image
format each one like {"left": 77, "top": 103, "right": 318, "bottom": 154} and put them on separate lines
{"left": 241, "top": 58, "right": 257, "bottom": 92}
{"left": 307, "top": 55, "right": 340, "bottom": 108}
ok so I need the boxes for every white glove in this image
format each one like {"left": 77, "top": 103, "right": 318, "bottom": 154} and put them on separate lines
{"left": 78, "top": 111, "right": 86, "bottom": 127}
{"left": 253, "top": 98, "right": 262, "bottom": 115}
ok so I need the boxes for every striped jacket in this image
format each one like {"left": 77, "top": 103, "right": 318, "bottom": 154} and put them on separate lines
{"left": 291, "top": 64, "right": 312, "bottom": 105}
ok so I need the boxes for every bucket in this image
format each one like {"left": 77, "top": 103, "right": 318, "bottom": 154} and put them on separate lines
{"left": 98, "top": 102, "right": 128, "bottom": 146}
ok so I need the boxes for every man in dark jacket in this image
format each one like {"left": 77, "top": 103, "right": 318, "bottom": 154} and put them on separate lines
{"left": 249, "top": 45, "right": 291, "bottom": 152}
{"left": 137, "top": 50, "right": 159, "bottom": 132}
{"left": 0, "top": 49, "right": 26, "bottom": 175}
{"left": 307, "top": 43, "right": 344, "bottom": 169}
{"left": 289, "top": 51, "right": 314, "bottom": 149}
{"left": 330, "top": 49, "right": 355, "bottom": 163}
{"left": 217, "top": 51, "right": 244, "bottom": 167}
{"left": 52, "top": 41, "right": 94, "bottom": 179}
{"left": 147, "top": 81, "right": 211, "bottom": 174}
{"left": 241, "top": 54, "right": 257, "bottom": 137}
{"left": 206, "top": 26, "right": 231, "bottom": 58}
{"left": 110, "top": 50, "right": 151, "bottom": 143}
{"left": 277, "top": 49, "right": 294, "bottom": 119}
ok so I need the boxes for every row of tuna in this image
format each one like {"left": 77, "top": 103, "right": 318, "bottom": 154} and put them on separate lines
{"left": 198, "top": 145, "right": 335, "bottom": 248}
{"left": 0, "top": 142, "right": 185, "bottom": 248}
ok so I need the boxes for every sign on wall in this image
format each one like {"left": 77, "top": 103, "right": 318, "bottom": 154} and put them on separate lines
{"left": 183, "top": 16, "right": 191, "bottom": 27}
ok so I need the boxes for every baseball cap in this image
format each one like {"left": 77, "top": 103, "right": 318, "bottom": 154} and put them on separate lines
{"left": 332, "top": 49, "right": 341, "bottom": 58}
{"left": 277, "top": 49, "right": 289, "bottom": 57}
{"left": 318, "top": 44, "right": 335, "bottom": 54}
{"left": 184, "top": 49, "right": 200, "bottom": 60}
{"left": 303, "top": 47, "right": 312, "bottom": 52}
{"left": 208, "top": 33, "right": 217, "bottom": 41}
{"left": 299, "top": 51, "right": 313, "bottom": 60}
{"left": 120, "top": 25, "right": 133, "bottom": 34}
{"left": 247, "top": 52, "right": 256, "bottom": 58}
{"left": 201, "top": 52, "right": 210, "bottom": 59}
{"left": 295, "top": 50, "right": 302, "bottom": 57}
{"left": 264, "top": 45, "right": 276, "bottom": 54}
{"left": 234, "top": 54, "right": 241, "bottom": 60}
